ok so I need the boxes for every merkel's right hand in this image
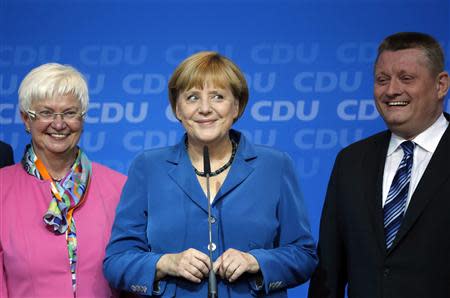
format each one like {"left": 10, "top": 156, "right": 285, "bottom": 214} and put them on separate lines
{"left": 156, "top": 248, "right": 211, "bottom": 283}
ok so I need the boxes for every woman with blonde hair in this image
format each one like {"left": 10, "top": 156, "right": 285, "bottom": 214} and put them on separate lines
{"left": 104, "top": 52, "right": 317, "bottom": 297}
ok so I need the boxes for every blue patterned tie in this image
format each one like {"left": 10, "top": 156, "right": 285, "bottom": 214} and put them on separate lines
{"left": 384, "top": 141, "right": 415, "bottom": 249}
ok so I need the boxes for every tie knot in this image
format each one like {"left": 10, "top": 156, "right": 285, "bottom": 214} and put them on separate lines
{"left": 400, "top": 141, "right": 415, "bottom": 156}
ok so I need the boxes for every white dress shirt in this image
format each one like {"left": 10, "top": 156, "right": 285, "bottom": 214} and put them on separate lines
{"left": 382, "top": 113, "right": 449, "bottom": 208}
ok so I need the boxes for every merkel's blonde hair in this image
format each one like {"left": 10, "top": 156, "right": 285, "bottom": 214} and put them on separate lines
{"left": 168, "top": 51, "right": 249, "bottom": 122}
{"left": 18, "top": 63, "right": 89, "bottom": 113}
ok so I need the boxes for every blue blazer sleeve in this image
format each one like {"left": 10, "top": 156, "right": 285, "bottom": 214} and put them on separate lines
{"left": 103, "top": 153, "right": 162, "bottom": 296}
{"left": 249, "top": 152, "right": 318, "bottom": 294}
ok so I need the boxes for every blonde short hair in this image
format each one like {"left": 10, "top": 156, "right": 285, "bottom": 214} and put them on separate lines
{"left": 18, "top": 63, "right": 89, "bottom": 113}
{"left": 168, "top": 51, "right": 249, "bottom": 122}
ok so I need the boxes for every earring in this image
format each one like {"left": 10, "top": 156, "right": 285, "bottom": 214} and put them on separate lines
{"left": 25, "top": 127, "right": 30, "bottom": 134}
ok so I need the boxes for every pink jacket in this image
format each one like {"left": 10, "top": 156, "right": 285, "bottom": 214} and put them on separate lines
{"left": 0, "top": 162, "right": 126, "bottom": 298}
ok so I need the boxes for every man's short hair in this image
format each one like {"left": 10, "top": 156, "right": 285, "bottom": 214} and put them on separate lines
{"left": 375, "top": 32, "right": 445, "bottom": 75}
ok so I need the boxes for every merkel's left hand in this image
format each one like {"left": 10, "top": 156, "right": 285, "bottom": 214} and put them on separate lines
{"left": 213, "top": 248, "right": 260, "bottom": 282}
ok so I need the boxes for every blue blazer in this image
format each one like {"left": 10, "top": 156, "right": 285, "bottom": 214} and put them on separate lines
{"left": 104, "top": 130, "right": 317, "bottom": 297}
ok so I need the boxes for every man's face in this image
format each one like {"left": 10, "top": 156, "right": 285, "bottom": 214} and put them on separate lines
{"left": 374, "top": 48, "right": 449, "bottom": 139}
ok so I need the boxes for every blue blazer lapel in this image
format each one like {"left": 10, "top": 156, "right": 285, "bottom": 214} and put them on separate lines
{"left": 166, "top": 142, "right": 209, "bottom": 214}
{"left": 214, "top": 131, "right": 257, "bottom": 205}
{"left": 213, "top": 151, "right": 255, "bottom": 205}
{"left": 166, "top": 131, "right": 257, "bottom": 209}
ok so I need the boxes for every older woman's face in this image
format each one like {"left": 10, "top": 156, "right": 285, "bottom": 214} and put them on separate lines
{"left": 176, "top": 82, "right": 239, "bottom": 146}
{"left": 22, "top": 94, "right": 84, "bottom": 160}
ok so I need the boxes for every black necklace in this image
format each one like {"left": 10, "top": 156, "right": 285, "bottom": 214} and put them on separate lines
{"left": 188, "top": 139, "right": 237, "bottom": 177}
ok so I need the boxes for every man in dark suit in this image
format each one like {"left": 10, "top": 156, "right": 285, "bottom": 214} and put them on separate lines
{"left": 0, "top": 140, "right": 14, "bottom": 168}
{"left": 308, "top": 32, "right": 450, "bottom": 298}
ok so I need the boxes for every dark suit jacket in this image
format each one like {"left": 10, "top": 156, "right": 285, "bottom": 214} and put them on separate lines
{"left": 0, "top": 141, "right": 14, "bottom": 168}
{"left": 309, "top": 113, "right": 450, "bottom": 298}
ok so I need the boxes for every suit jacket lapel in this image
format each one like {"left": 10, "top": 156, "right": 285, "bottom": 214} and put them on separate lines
{"left": 389, "top": 119, "right": 450, "bottom": 252}
{"left": 213, "top": 132, "right": 256, "bottom": 205}
{"left": 364, "top": 131, "right": 390, "bottom": 255}
{"left": 167, "top": 142, "right": 209, "bottom": 214}
{"left": 213, "top": 153, "right": 254, "bottom": 205}
{"left": 165, "top": 131, "right": 256, "bottom": 211}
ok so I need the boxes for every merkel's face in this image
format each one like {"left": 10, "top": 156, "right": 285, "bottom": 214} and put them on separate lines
{"left": 175, "top": 82, "right": 239, "bottom": 146}
{"left": 22, "top": 94, "right": 84, "bottom": 160}
{"left": 374, "top": 48, "right": 446, "bottom": 139}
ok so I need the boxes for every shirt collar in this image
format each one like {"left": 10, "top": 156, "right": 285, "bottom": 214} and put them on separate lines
{"left": 387, "top": 113, "right": 449, "bottom": 156}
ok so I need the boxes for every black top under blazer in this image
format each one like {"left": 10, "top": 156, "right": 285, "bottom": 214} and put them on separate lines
{"left": 0, "top": 141, "right": 14, "bottom": 168}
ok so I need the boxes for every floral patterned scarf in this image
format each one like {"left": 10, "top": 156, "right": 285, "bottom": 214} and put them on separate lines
{"left": 22, "top": 144, "right": 92, "bottom": 293}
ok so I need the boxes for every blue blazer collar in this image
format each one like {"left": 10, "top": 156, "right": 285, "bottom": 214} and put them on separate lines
{"left": 166, "top": 130, "right": 257, "bottom": 211}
